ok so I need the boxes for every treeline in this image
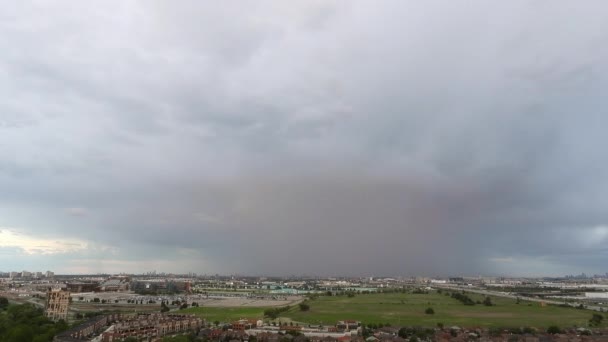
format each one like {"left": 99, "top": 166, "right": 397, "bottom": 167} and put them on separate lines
{"left": 0, "top": 297, "right": 68, "bottom": 342}
{"left": 264, "top": 306, "right": 291, "bottom": 319}
{"left": 450, "top": 292, "right": 476, "bottom": 305}
{"left": 398, "top": 327, "right": 435, "bottom": 341}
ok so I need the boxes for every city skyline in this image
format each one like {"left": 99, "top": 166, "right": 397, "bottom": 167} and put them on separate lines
{"left": 1, "top": 1, "right": 608, "bottom": 276}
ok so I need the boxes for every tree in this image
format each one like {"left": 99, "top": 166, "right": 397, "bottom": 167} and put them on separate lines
{"left": 522, "top": 327, "right": 535, "bottom": 334}
{"left": 425, "top": 307, "right": 435, "bottom": 315}
{"left": 483, "top": 297, "right": 493, "bottom": 306}
{"left": 0, "top": 296, "right": 9, "bottom": 309}
{"left": 589, "top": 313, "right": 604, "bottom": 327}
{"left": 547, "top": 326, "right": 561, "bottom": 334}
{"left": 161, "top": 302, "right": 170, "bottom": 312}
{"left": 0, "top": 303, "right": 68, "bottom": 341}
{"left": 299, "top": 303, "right": 310, "bottom": 311}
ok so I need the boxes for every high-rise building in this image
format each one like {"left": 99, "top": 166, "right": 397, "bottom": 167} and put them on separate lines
{"left": 45, "top": 289, "right": 70, "bottom": 321}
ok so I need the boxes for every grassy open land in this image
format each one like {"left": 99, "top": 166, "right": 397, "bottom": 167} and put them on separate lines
{"left": 71, "top": 302, "right": 161, "bottom": 313}
{"left": 180, "top": 306, "right": 267, "bottom": 323}
{"left": 281, "top": 292, "right": 605, "bottom": 329}
{"left": 178, "top": 292, "right": 606, "bottom": 329}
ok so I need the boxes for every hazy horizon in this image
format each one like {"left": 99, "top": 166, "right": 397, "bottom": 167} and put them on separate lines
{"left": 1, "top": 1, "right": 608, "bottom": 277}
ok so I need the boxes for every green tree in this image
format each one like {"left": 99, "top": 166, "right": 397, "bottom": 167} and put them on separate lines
{"left": 0, "top": 303, "right": 69, "bottom": 341}
{"left": 589, "top": 313, "right": 604, "bottom": 327}
{"left": 0, "top": 296, "right": 9, "bottom": 309}
{"left": 522, "top": 327, "right": 535, "bottom": 334}
{"left": 483, "top": 297, "right": 493, "bottom": 306}
{"left": 299, "top": 303, "right": 310, "bottom": 311}
{"left": 547, "top": 326, "right": 561, "bottom": 334}
{"left": 425, "top": 307, "right": 435, "bottom": 315}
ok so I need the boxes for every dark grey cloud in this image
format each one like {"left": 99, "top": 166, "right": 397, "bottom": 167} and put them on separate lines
{"left": 1, "top": 1, "right": 608, "bottom": 276}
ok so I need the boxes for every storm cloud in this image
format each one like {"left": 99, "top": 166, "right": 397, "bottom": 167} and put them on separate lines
{"left": 1, "top": 1, "right": 608, "bottom": 276}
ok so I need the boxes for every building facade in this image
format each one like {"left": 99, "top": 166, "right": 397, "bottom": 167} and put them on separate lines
{"left": 46, "top": 289, "right": 70, "bottom": 321}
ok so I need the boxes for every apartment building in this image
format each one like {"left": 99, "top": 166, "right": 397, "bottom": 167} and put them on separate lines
{"left": 45, "top": 288, "right": 70, "bottom": 321}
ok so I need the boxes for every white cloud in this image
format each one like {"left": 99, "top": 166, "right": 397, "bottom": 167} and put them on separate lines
{"left": 0, "top": 228, "right": 88, "bottom": 255}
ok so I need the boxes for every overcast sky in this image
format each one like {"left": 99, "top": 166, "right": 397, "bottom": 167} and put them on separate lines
{"left": 1, "top": 1, "right": 608, "bottom": 277}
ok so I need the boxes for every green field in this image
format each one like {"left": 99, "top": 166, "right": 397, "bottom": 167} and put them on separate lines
{"left": 180, "top": 306, "right": 267, "bottom": 324}
{"left": 284, "top": 292, "right": 604, "bottom": 328}
{"left": 181, "top": 292, "right": 606, "bottom": 329}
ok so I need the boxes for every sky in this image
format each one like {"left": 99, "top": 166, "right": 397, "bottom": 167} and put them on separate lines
{"left": 1, "top": 1, "right": 608, "bottom": 277}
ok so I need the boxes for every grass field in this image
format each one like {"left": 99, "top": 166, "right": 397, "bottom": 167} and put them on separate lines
{"left": 283, "top": 292, "right": 604, "bottom": 328}
{"left": 181, "top": 291, "right": 606, "bottom": 329}
{"left": 180, "top": 306, "right": 267, "bottom": 323}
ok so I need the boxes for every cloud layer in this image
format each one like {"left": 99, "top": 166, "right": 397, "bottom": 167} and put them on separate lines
{"left": 1, "top": 1, "right": 608, "bottom": 276}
